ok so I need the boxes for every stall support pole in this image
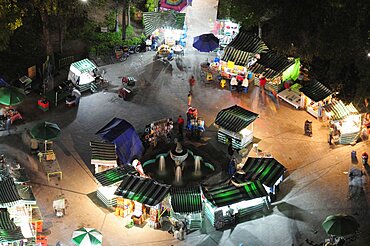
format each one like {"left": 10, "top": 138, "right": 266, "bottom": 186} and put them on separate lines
{"left": 55, "top": 92, "right": 58, "bottom": 107}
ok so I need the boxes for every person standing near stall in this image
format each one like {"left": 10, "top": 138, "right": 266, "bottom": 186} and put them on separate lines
{"left": 187, "top": 92, "right": 192, "bottom": 107}
{"left": 259, "top": 75, "right": 267, "bottom": 93}
{"left": 328, "top": 125, "right": 334, "bottom": 145}
{"left": 177, "top": 115, "right": 184, "bottom": 140}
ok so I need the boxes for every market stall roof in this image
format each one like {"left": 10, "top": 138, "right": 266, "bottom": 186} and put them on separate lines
{"left": 90, "top": 141, "right": 117, "bottom": 167}
{"left": 94, "top": 166, "right": 138, "bottom": 186}
{"left": 236, "top": 157, "right": 286, "bottom": 187}
{"left": 170, "top": 186, "right": 202, "bottom": 213}
{"left": 114, "top": 174, "right": 171, "bottom": 206}
{"left": 0, "top": 177, "right": 22, "bottom": 208}
{"left": 215, "top": 105, "right": 259, "bottom": 132}
{"left": 0, "top": 208, "right": 24, "bottom": 243}
{"left": 143, "top": 10, "right": 186, "bottom": 36}
{"left": 299, "top": 80, "right": 332, "bottom": 102}
{"left": 96, "top": 118, "right": 144, "bottom": 165}
{"left": 248, "top": 51, "right": 295, "bottom": 79}
{"left": 323, "top": 100, "right": 359, "bottom": 121}
{"left": 221, "top": 31, "right": 269, "bottom": 66}
{"left": 70, "top": 59, "right": 96, "bottom": 76}
{"left": 201, "top": 180, "right": 267, "bottom": 207}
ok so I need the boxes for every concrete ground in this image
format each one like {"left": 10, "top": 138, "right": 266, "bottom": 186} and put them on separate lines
{"left": 1, "top": 0, "right": 370, "bottom": 245}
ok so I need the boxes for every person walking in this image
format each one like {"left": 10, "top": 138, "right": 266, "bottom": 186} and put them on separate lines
{"left": 259, "top": 75, "right": 267, "bottom": 93}
{"left": 189, "top": 75, "right": 196, "bottom": 92}
{"left": 328, "top": 125, "right": 334, "bottom": 145}
{"left": 227, "top": 138, "right": 234, "bottom": 158}
{"left": 187, "top": 92, "right": 192, "bottom": 107}
{"left": 177, "top": 115, "right": 184, "bottom": 140}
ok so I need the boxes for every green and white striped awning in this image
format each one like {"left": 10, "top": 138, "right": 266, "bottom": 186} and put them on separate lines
{"left": 143, "top": 11, "right": 186, "bottom": 36}
{"left": 202, "top": 180, "right": 267, "bottom": 207}
{"left": 323, "top": 100, "right": 359, "bottom": 121}
{"left": 70, "top": 59, "right": 96, "bottom": 74}
{"left": 170, "top": 186, "right": 202, "bottom": 213}
{"left": 0, "top": 208, "right": 24, "bottom": 243}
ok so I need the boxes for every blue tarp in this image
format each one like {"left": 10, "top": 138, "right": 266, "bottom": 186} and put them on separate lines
{"left": 96, "top": 118, "right": 144, "bottom": 164}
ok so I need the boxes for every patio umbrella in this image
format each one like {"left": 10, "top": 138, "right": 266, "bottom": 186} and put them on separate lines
{"left": 160, "top": 0, "right": 188, "bottom": 12}
{"left": 193, "top": 33, "right": 219, "bottom": 53}
{"left": 322, "top": 214, "right": 359, "bottom": 236}
{"left": 72, "top": 228, "right": 102, "bottom": 246}
{"left": 30, "top": 121, "right": 61, "bottom": 141}
{"left": 0, "top": 86, "right": 25, "bottom": 106}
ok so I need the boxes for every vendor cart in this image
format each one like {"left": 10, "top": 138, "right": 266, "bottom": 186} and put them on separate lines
{"left": 53, "top": 195, "right": 66, "bottom": 217}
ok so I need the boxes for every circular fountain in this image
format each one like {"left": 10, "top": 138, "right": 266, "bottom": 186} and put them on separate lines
{"left": 143, "top": 142, "right": 215, "bottom": 187}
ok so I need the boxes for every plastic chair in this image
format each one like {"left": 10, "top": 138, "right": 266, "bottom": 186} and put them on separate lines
{"left": 220, "top": 79, "right": 226, "bottom": 88}
{"left": 206, "top": 73, "right": 213, "bottom": 81}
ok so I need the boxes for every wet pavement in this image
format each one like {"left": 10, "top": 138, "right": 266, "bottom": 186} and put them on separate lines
{"left": 1, "top": 0, "right": 370, "bottom": 245}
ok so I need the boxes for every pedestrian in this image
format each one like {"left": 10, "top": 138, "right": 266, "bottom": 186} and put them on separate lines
{"left": 71, "top": 88, "right": 81, "bottom": 105}
{"left": 259, "top": 75, "right": 267, "bottom": 93}
{"left": 187, "top": 92, "right": 192, "bottom": 107}
{"left": 189, "top": 75, "right": 196, "bottom": 92}
{"left": 227, "top": 138, "right": 234, "bottom": 157}
{"left": 228, "top": 157, "right": 236, "bottom": 176}
{"left": 5, "top": 116, "right": 11, "bottom": 131}
{"left": 328, "top": 124, "right": 334, "bottom": 145}
{"left": 317, "top": 102, "right": 323, "bottom": 121}
{"left": 38, "top": 151, "right": 43, "bottom": 163}
{"left": 177, "top": 115, "right": 184, "bottom": 140}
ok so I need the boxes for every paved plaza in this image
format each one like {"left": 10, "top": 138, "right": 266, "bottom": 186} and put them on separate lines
{"left": 1, "top": 0, "right": 370, "bottom": 245}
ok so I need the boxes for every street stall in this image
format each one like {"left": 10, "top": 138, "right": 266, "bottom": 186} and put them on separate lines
{"left": 96, "top": 118, "right": 144, "bottom": 165}
{"left": 143, "top": 10, "right": 187, "bottom": 48}
{"left": 234, "top": 157, "right": 286, "bottom": 201}
{"left": 95, "top": 165, "right": 138, "bottom": 207}
{"left": 68, "top": 58, "right": 97, "bottom": 85}
{"left": 114, "top": 174, "right": 171, "bottom": 226}
{"left": 278, "top": 83, "right": 302, "bottom": 109}
{"left": 323, "top": 100, "right": 361, "bottom": 144}
{"left": 143, "top": 118, "right": 173, "bottom": 148}
{"left": 0, "top": 208, "right": 26, "bottom": 245}
{"left": 201, "top": 180, "right": 269, "bottom": 229}
{"left": 215, "top": 105, "right": 259, "bottom": 150}
{"left": 90, "top": 141, "right": 118, "bottom": 174}
{"left": 299, "top": 80, "right": 332, "bottom": 118}
{"left": 169, "top": 186, "right": 203, "bottom": 231}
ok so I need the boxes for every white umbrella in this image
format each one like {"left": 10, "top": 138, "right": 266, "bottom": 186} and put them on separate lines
{"left": 72, "top": 228, "right": 102, "bottom": 246}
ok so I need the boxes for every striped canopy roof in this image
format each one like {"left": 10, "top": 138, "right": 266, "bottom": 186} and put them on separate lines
{"left": 238, "top": 157, "right": 286, "bottom": 187}
{"left": 71, "top": 59, "right": 96, "bottom": 74}
{"left": 143, "top": 11, "right": 186, "bottom": 36}
{"left": 115, "top": 174, "right": 171, "bottom": 206}
{"left": 0, "top": 208, "right": 24, "bottom": 243}
{"left": 215, "top": 105, "right": 259, "bottom": 132}
{"left": 0, "top": 177, "right": 22, "bottom": 208}
{"left": 248, "top": 51, "right": 295, "bottom": 79}
{"left": 323, "top": 100, "right": 359, "bottom": 121}
{"left": 94, "top": 166, "right": 137, "bottom": 187}
{"left": 202, "top": 180, "right": 267, "bottom": 207}
{"left": 170, "top": 186, "right": 202, "bottom": 213}
{"left": 221, "top": 31, "right": 269, "bottom": 66}
{"left": 90, "top": 141, "right": 117, "bottom": 166}
{"left": 299, "top": 80, "right": 332, "bottom": 102}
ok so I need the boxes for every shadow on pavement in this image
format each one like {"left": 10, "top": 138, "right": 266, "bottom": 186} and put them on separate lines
{"left": 86, "top": 191, "right": 114, "bottom": 215}
{"left": 275, "top": 201, "right": 309, "bottom": 221}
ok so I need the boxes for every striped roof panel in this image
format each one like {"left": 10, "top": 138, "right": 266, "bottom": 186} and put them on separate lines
{"left": 143, "top": 11, "right": 186, "bottom": 36}
{"left": 95, "top": 166, "right": 137, "bottom": 186}
{"left": 202, "top": 180, "right": 267, "bottom": 207}
{"left": 71, "top": 59, "right": 96, "bottom": 74}
{"left": 323, "top": 100, "right": 359, "bottom": 121}
{"left": 215, "top": 105, "right": 259, "bottom": 132}
{"left": 90, "top": 141, "right": 117, "bottom": 163}
{"left": 239, "top": 157, "right": 286, "bottom": 187}
{"left": 0, "top": 208, "right": 24, "bottom": 243}
{"left": 0, "top": 177, "right": 22, "bottom": 207}
{"left": 170, "top": 186, "right": 202, "bottom": 213}
{"left": 115, "top": 175, "right": 171, "bottom": 206}
{"left": 299, "top": 80, "right": 332, "bottom": 102}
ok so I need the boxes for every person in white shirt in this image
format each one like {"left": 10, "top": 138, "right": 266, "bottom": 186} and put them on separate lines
{"left": 230, "top": 76, "right": 238, "bottom": 90}
{"left": 242, "top": 77, "right": 249, "bottom": 92}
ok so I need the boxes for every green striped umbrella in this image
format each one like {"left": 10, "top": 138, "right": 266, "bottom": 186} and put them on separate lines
{"left": 0, "top": 86, "right": 25, "bottom": 106}
{"left": 322, "top": 214, "right": 359, "bottom": 236}
{"left": 72, "top": 228, "right": 102, "bottom": 246}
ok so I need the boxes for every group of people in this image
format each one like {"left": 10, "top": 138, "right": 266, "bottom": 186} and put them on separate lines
{"left": 0, "top": 107, "right": 22, "bottom": 130}
{"left": 230, "top": 74, "right": 249, "bottom": 93}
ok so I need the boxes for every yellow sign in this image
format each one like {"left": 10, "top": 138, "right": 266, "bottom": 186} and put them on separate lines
{"left": 227, "top": 61, "right": 235, "bottom": 69}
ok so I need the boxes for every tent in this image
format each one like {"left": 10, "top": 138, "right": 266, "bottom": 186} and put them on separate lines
{"left": 96, "top": 118, "right": 144, "bottom": 165}
{"left": 67, "top": 59, "right": 96, "bottom": 85}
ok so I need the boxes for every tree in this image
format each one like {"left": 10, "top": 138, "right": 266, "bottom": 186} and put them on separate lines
{"left": 0, "top": 0, "right": 24, "bottom": 51}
